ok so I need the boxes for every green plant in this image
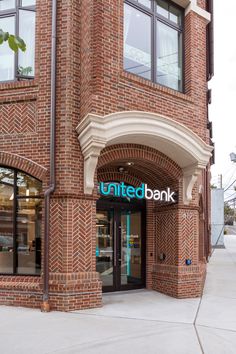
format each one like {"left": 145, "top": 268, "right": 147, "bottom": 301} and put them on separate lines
{"left": 0, "top": 29, "right": 26, "bottom": 52}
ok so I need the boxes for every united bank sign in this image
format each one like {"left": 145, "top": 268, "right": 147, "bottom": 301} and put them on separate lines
{"left": 99, "top": 182, "right": 176, "bottom": 203}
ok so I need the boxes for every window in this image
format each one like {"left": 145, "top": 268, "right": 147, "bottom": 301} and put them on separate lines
{"left": 0, "top": 0, "right": 36, "bottom": 82}
{"left": 124, "top": 0, "right": 183, "bottom": 91}
{"left": 0, "top": 167, "right": 42, "bottom": 275}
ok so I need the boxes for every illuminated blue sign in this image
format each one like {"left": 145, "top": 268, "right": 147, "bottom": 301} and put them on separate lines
{"left": 99, "top": 182, "right": 176, "bottom": 203}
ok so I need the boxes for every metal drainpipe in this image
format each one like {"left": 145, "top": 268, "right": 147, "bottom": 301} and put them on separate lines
{"left": 205, "top": 167, "right": 210, "bottom": 260}
{"left": 207, "top": 0, "right": 214, "bottom": 80}
{"left": 41, "top": 0, "right": 57, "bottom": 312}
{"left": 206, "top": 0, "right": 214, "bottom": 258}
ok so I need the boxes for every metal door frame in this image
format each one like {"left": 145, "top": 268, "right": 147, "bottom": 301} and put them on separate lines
{"left": 96, "top": 199, "right": 146, "bottom": 292}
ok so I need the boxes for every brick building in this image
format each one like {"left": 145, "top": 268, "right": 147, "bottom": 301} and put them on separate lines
{"left": 0, "top": 0, "right": 214, "bottom": 311}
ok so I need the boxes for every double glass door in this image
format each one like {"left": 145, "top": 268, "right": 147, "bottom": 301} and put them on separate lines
{"left": 96, "top": 203, "right": 145, "bottom": 292}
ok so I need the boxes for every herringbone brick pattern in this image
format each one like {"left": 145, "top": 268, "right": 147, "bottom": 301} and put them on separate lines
{"left": 50, "top": 200, "right": 64, "bottom": 273}
{"left": 156, "top": 209, "right": 179, "bottom": 265}
{"left": 49, "top": 198, "right": 96, "bottom": 273}
{"left": 0, "top": 101, "right": 37, "bottom": 135}
{"left": 179, "top": 209, "right": 199, "bottom": 265}
{"left": 71, "top": 200, "right": 95, "bottom": 272}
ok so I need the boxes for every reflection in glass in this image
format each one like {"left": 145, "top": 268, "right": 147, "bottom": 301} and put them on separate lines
{"left": 156, "top": 21, "right": 182, "bottom": 91}
{"left": 169, "top": 6, "right": 182, "bottom": 26}
{"left": 156, "top": 1, "right": 182, "bottom": 26}
{"left": 0, "top": 166, "right": 42, "bottom": 275}
{"left": 0, "top": 0, "right": 15, "bottom": 11}
{"left": 21, "top": 0, "right": 36, "bottom": 6}
{"left": 17, "top": 171, "right": 42, "bottom": 197}
{"left": 18, "top": 10, "right": 35, "bottom": 77}
{"left": 0, "top": 182, "right": 14, "bottom": 273}
{"left": 0, "top": 16, "right": 15, "bottom": 81}
{"left": 96, "top": 210, "right": 113, "bottom": 287}
{"left": 124, "top": 4, "right": 151, "bottom": 80}
{"left": 17, "top": 198, "right": 42, "bottom": 274}
{"left": 156, "top": 0, "right": 168, "bottom": 18}
{"left": 121, "top": 211, "right": 142, "bottom": 285}
{"left": 138, "top": 0, "right": 151, "bottom": 9}
{"left": 0, "top": 167, "right": 14, "bottom": 186}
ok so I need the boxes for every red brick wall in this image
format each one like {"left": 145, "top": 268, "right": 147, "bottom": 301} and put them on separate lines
{"left": 79, "top": 1, "right": 210, "bottom": 143}
{"left": 197, "top": 0, "right": 206, "bottom": 10}
{"left": 0, "top": 0, "right": 211, "bottom": 309}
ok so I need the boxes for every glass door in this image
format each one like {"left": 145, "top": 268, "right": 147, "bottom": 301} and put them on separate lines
{"left": 96, "top": 210, "right": 114, "bottom": 290}
{"left": 119, "top": 210, "right": 143, "bottom": 290}
{"left": 96, "top": 204, "right": 145, "bottom": 292}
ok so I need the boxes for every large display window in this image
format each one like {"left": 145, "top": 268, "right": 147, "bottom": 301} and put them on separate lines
{"left": 0, "top": 167, "right": 42, "bottom": 275}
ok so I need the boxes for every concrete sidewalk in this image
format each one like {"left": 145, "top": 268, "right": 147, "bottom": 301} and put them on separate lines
{"left": 0, "top": 236, "right": 236, "bottom": 354}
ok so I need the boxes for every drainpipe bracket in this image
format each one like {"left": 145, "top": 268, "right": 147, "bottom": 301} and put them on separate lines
{"left": 41, "top": 301, "right": 50, "bottom": 313}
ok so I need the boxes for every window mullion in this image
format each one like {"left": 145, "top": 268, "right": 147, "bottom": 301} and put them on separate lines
{"left": 15, "top": 0, "right": 20, "bottom": 79}
{"left": 152, "top": 15, "right": 156, "bottom": 83}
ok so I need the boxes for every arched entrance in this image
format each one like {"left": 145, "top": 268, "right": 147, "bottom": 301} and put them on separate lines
{"left": 77, "top": 111, "right": 213, "bottom": 299}
{"left": 96, "top": 143, "right": 182, "bottom": 293}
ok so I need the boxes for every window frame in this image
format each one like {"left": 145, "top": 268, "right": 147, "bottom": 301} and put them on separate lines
{"left": 124, "top": 0, "right": 184, "bottom": 92}
{"left": 0, "top": 166, "right": 42, "bottom": 276}
{"left": 0, "top": 0, "right": 36, "bottom": 83}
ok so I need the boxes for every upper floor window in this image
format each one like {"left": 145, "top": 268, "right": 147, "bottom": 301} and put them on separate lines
{"left": 124, "top": 0, "right": 183, "bottom": 92}
{"left": 0, "top": 0, "right": 36, "bottom": 82}
{"left": 0, "top": 166, "right": 42, "bottom": 275}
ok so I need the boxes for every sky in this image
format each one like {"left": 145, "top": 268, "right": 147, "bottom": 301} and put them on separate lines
{"left": 209, "top": 0, "right": 236, "bottom": 201}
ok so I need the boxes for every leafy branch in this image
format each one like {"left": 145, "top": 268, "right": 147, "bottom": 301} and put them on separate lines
{"left": 0, "top": 29, "right": 26, "bottom": 52}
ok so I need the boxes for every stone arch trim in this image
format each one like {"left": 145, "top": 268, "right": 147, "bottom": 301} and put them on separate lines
{"left": 0, "top": 151, "right": 47, "bottom": 181}
{"left": 76, "top": 111, "right": 213, "bottom": 203}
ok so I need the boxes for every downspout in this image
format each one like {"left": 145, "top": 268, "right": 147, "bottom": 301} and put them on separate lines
{"left": 206, "top": 0, "right": 214, "bottom": 259}
{"left": 41, "top": 0, "right": 57, "bottom": 312}
{"left": 207, "top": 0, "right": 214, "bottom": 80}
{"left": 205, "top": 167, "right": 210, "bottom": 260}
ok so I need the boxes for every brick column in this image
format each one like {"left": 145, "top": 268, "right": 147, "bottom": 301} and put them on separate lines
{"left": 48, "top": 197, "right": 102, "bottom": 311}
{"left": 152, "top": 205, "right": 206, "bottom": 298}
{"left": 146, "top": 200, "right": 155, "bottom": 289}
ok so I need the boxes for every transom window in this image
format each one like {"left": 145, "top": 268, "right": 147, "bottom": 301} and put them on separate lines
{"left": 124, "top": 0, "right": 183, "bottom": 91}
{"left": 0, "top": 166, "right": 42, "bottom": 275}
{"left": 0, "top": 0, "right": 36, "bottom": 82}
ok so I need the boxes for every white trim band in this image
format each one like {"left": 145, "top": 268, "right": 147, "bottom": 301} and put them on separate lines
{"left": 185, "top": 0, "right": 211, "bottom": 23}
{"left": 172, "top": 0, "right": 211, "bottom": 23}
